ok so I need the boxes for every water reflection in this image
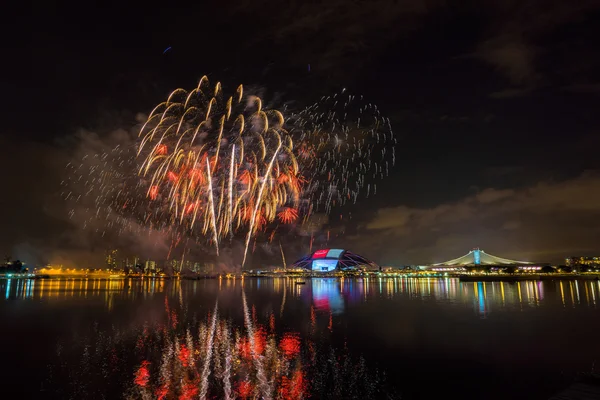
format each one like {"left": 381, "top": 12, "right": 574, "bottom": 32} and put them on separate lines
{"left": 2, "top": 277, "right": 600, "bottom": 316}
{"left": 311, "top": 278, "right": 344, "bottom": 315}
{"left": 41, "top": 285, "right": 392, "bottom": 399}
{"left": 3, "top": 277, "right": 600, "bottom": 399}
{"left": 0, "top": 278, "right": 167, "bottom": 301}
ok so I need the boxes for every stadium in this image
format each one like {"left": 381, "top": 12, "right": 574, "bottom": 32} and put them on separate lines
{"left": 291, "top": 248, "right": 380, "bottom": 273}
{"left": 428, "top": 248, "right": 542, "bottom": 272}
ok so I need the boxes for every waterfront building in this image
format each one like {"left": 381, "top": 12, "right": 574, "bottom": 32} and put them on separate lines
{"left": 144, "top": 260, "right": 156, "bottom": 274}
{"left": 167, "top": 259, "right": 178, "bottom": 270}
{"left": 0, "top": 258, "right": 26, "bottom": 274}
{"left": 192, "top": 262, "right": 201, "bottom": 273}
{"left": 565, "top": 256, "right": 600, "bottom": 268}
{"left": 105, "top": 249, "right": 118, "bottom": 269}
{"left": 203, "top": 263, "right": 215, "bottom": 274}
{"left": 189, "top": 262, "right": 214, "bottom": 274}
{"left": 164, "top": 259, "right": 216, "bottom": 275}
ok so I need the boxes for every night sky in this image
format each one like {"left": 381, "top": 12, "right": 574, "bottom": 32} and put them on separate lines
{"left": 2, "top": 0, "right": 600, "bottom": 267}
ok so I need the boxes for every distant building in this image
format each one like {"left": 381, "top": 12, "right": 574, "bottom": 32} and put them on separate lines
{"left": 166, "top": 259, "right": 181, "bottom": 273}
{"left": 193, "top": 262, "right": 201, "bottom": 273}
{"left": 181, "top": 261, "right": 214, "bottom": 274}
{"left": 203, "top": 263, "right": 215, "bottom": 274}
{"left": 105, "top": 249, "right": 118, "bottom": 269}
{"left": 381, "top": 265, "right": 426, "bottom": 272}
{"left": 0, "top": 258, "right": 26, "bottom": 274}
{"left": 164, "top": 259, "right": 215, "bottom": 274}
{"left": 144, "top": 260, "right": 156, "bottom": 274}
{"left": 566, "top": 257, "right": 600, "bottom": 269}
{"left": 566, "top": 256, "right": 600, "bottom": 266}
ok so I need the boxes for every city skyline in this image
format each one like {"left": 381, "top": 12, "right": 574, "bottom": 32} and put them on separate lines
{"left": 11, "top": 246, "right": 600, "bottom": 273}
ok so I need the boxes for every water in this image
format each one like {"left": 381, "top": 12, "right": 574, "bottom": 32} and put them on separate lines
{"left": 1, "top": 277, "right": 600, "bottom": 399}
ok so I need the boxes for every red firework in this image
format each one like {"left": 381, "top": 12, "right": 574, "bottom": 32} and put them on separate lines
{"left": 155, "top": 384, "right": 169, "bottom": 400}
{"left": 167, "top": 171, "right": 178, "bottom": 182}
{"left": 178, "top": 344, "right": 191, "bottom": 367}
{"left": 156, "top": 144, "right": 168, "bottom": 155}
{"left": 253, "top": 327, "right": 267, "bottom": 355}
{"left": 149, "top": 185, "right": 159, "bottom": 200}
{"left": 278, "top": 370, "right": 306, "bottom": 400}
{"left": 237, "top": 380, "right": 254, "bottom": 399}
{"left": 239, "top": 169, "right": 252, "bottom": 185}
{"left": 188, "top": 168, "right": 206, "bottom": 185}
{"left": 184, "top": 202, "right": 197, "bottom": 215}
{"left": 238, "top": 337, "right": 252, "bottom": 359}
{"left": 278, "top": 207, "right": 299, "bottom": 224}
{"left": 179, "top": 380, "right": 199, "bottom": 400}
{"left": 279, "top": 333, "right": 301, "bottom": 359}
{"left": 254, "top": 212, "right": 267, "bottom": 231}
{"left": 134, "top": 361, "right": 150, "bottom": 387}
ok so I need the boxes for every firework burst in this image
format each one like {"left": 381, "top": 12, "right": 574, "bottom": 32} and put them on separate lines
{"left": 64, "top": 77, "right": 395, "bottom": 266}
{"left": 137, "top": 76, "right": 302, "bottom": 265}
{"left": 289, "top": 88, "right": 396, "bottom": 214}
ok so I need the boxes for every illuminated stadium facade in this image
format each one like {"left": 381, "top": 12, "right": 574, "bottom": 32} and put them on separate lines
{"left": 292, "top": 249, "right": 379, "bottom": 273}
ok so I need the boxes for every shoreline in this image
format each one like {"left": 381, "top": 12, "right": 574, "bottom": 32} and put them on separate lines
{"left": 458, "top": 274, "right": 600, "bottom": 282}
{"left": 3, "top": 273, "right": 600, "bottom": 282}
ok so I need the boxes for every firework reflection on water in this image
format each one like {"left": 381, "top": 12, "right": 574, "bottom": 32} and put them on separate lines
{"left": 47, "top": 288, "right": 395, "bottom": 399}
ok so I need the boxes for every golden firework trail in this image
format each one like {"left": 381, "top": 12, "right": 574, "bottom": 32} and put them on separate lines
{"left": 242, "top": 135, "right": 282, "bottom": 267}
{"left": 205, "top": 158, "right": 219, "bottom": 256}
{"left": 227, "top": 143, "right": 235, "bottom": 237}
{"left": 280, "top": 241, "right": 287, "bottom": 270}
{"left": 136, "top": 76, "right": 302, "bottom": 265}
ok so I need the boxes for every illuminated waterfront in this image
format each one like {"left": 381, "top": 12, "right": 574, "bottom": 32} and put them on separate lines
{"left": 2, "top": 277, "right": 600, "bottom": 399}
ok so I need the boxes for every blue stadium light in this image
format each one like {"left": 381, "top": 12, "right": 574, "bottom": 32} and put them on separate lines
{"left": 312, "top": 259, "right": 338, "bottom": 272}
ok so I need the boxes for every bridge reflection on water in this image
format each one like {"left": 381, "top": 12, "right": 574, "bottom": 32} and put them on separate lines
{"left": 2, "top": 277, "right": 598, "bottom": 316}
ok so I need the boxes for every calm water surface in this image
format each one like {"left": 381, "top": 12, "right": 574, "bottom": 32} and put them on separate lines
{"left": 2, "top": 277, "right": 600, "bottom": 399}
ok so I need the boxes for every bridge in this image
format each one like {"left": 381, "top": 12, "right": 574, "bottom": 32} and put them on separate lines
{"left": 432, "top": 248, "right": 533, "bottom": 268}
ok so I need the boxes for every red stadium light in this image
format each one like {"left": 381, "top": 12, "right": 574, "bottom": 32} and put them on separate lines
{"left": 312, "top": 249, "right": 330, "bottom": 258}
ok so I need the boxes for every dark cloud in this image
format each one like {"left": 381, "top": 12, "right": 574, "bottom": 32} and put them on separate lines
{"left": 468, "top": 0, "right": 600, "bottom": 94}
{"left": 563, "top": 83, "right": 600, "bottom": 94}
{"left": 232, "top": 0, "right": 440, "bottom": 74}
{"left": 489, "top": 87, "right": 533, "bottom": 99}
{"left": 478, "top": 36, "right": 537, "bottom": 85}
{"left": 501, "top": 220, "right": 521, "bottom": 230}
{"left": 359, "top": 173, "right": 600, "bottom": 265}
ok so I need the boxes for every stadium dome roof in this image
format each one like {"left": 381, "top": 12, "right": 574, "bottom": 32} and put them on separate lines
{"left": 433, "top": 248, "right": 533, "bottom": 266}
{"left": 291, "top": 248, "right": 379, "bottom": 272}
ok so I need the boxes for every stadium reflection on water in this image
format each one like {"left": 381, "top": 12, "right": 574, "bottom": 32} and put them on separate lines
{"left": 4, "top": 277, "right": 599, "bottom": 314}
{"left": 2, "top": 277, "right": 600, "bottom": 399}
